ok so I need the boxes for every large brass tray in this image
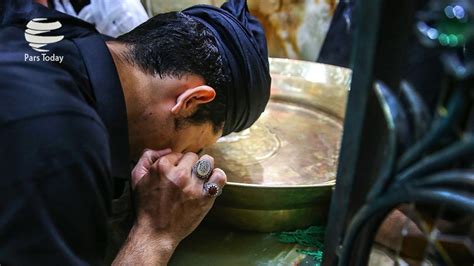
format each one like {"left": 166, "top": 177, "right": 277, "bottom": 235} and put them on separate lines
{"left": 203, "top": 58, "right": 352, "bottom": 232}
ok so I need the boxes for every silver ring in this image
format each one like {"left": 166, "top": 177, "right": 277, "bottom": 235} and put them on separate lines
{"left": 193, "top": 159, "right": 212, "bottom": 180}
{"left": 203, "top": 182, "right": 222, "bottom": 197}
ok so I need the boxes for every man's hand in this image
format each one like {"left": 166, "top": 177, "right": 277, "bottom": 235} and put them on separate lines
{"left": 113, "top": 149, "right": 227, "bottom": 265}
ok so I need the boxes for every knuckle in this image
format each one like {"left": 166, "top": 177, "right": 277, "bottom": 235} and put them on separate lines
{"left": 200, "top": 154, "right": 214, "bottom": 160}
{"left": 200, "top": 154, "right": 214, "bottom": 163}
{"left": 213, "top": 168, "right": 227, "bottom": 183}
{"left": 142, "top": 148, "right": 153, "bottom": 156}
{"left": 173, "top": 168, "right": 191, "bottom": 182}
{"left": 157, "top": 157, "right": 169, "bottom": 171}
{"left": 185, "top": 152, "right": 199, "bottom": 160}
{"left": 174, "top": 178, "right": 188, "bottom": 189}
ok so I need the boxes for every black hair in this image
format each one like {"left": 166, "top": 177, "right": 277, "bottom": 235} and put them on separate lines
{"left": 116, "top": 11, "right": 229, "bottom": 133}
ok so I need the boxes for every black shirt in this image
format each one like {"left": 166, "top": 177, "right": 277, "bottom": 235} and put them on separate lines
{"left": 0, "top": 4, "right": 130, "bottom": 265}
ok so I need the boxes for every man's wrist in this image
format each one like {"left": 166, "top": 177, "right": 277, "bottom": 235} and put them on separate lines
{"left": 131, "top": 223, "right": 179, "bottom": 251}
{"left": 113, "top": 223, "right": 180, "bottom": 265}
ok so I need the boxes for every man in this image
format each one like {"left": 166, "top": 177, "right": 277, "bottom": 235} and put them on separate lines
{"left": 0, "top": 0, "right": 271, "bottom": 264}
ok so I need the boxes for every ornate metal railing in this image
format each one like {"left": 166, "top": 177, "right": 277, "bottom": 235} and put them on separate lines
{"left": 322, "top": 0, "right": 474, "bottom": 265}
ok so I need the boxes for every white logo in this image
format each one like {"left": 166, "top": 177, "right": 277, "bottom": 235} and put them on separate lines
{"left": 24, "top": 18, "right": 64, "bottom": 52}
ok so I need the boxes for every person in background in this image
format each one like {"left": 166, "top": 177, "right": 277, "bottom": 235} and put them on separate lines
{"left": 51, "top": 0, "right": 149, "bottom": 37}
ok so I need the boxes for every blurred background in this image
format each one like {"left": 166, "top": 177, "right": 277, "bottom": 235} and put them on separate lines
{"left": 50, "top": 0, "right": 339, "bottom": 60}
{"left": 143, "top": 0, "right": 338, "bottom": 61}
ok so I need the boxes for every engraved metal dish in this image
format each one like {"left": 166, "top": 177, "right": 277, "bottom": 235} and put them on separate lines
{"left": 204, "top": 58, "right": 352, "bottom": 232}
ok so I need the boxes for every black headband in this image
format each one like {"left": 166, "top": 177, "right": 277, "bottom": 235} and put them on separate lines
{"left": 183, "top": 0, "right": 271, "bottom": 135}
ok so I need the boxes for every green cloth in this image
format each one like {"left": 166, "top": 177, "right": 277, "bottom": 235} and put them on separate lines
{"left": 273, "top": 226, "right": 326, "bottom": 266}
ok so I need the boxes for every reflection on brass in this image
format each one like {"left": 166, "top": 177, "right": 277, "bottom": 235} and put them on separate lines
{"left": 208, "top": 102, "right": 341, "bottom": 185}
{"left": 204, "top": 58, "right": 352, "bottom": 232}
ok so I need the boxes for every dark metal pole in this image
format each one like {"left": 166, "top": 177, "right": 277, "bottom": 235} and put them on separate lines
{"left": 322, "top": 0, "right": 383, "bottom": 264}
{"left": 322, "top": 0, "right": 417, "bottom": 264}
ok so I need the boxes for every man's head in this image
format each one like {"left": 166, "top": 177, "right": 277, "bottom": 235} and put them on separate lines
{"left": 109, "top": 0, "right": 271, "bottom": 160}
{"left": 111, "top": 12, "right": 229, "bottom": 158}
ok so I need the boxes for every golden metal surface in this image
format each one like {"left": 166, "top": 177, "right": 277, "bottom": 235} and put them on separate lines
{"left": 204, "top": 58, "right": 352, "bottom": 232}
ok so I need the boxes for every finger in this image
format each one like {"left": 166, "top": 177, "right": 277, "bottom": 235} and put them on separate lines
{"left": 177, "top": 152, "right": 199, "bottom": 169}
{"left": 154, "top": 152, "right": 185, "bottom": 173}
{"left": 132, "top": 148, "right": 172, "bottom": 187}
{"left": 192, "top": 154, "right": 215, "bottom": 181}
{"left": 202, "top": 168, "right": 226, "bottom": 198}
{"left": 207, "top": 168, "right": 227, "bottom": 188}
{"left": 139, "top": 148, "right": 172, "bottom": 168}
{"left": 199, "top": 154, "right": 215, "bottom": 170}
{"left": 165, "top": 152, "right": 199, "bottom": 190}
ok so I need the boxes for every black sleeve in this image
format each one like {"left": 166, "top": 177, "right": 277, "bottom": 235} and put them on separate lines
{"left": 0, "top": 113, "right": 113, "bottom": 265}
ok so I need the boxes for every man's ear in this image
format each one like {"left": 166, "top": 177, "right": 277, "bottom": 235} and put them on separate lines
{"left": 171, "top": 85, "right": 216, "bottom": 117}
